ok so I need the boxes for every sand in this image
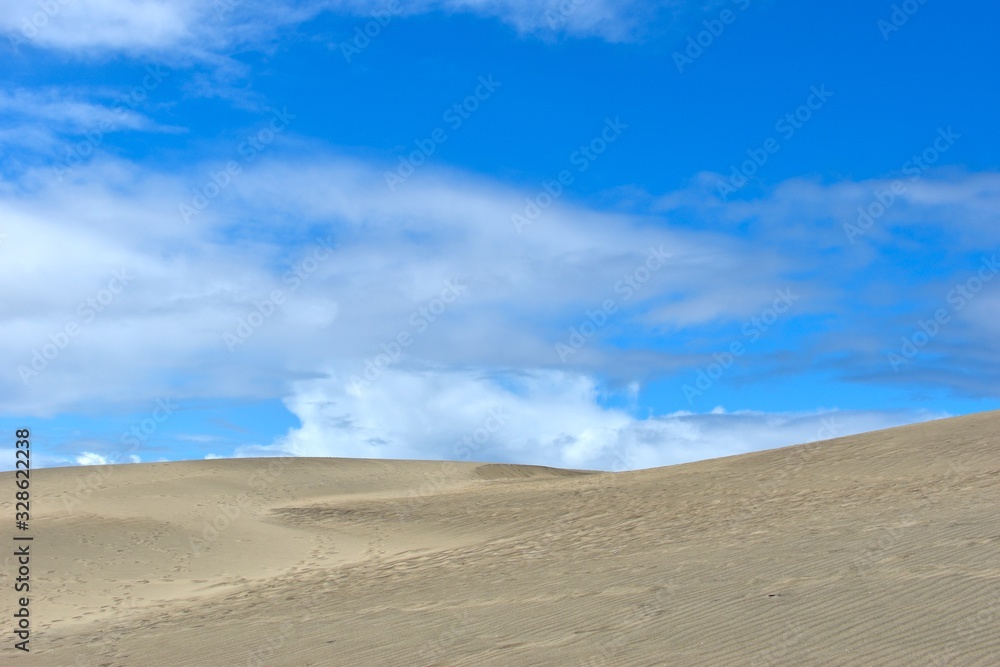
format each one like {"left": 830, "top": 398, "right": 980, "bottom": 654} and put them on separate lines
{"left": 2, "top": 410, "right": 999, "bottom": 665}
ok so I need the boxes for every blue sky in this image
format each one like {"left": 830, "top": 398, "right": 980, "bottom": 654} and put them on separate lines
{"left": 1, "top": 0, "right": 998, "bottom": 471}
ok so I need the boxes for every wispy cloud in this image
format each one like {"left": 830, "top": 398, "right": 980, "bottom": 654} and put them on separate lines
{"left": 1, "top": 0, "right": 661, "bottom": 61}
{"left": 1, "top": 141, "right": 995, "bottom": 471}
{"left": 2, "top": 0, "right": 197, "bottom": 54}
{"left": 387, "top": 0, "right": 656, "bottom": 41}
{"left": 0, "top": 84, "right": 182, "bottom": 165}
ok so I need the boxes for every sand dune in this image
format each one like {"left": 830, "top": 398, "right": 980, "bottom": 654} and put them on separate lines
{"left": 3, "top": 411, "right": 999, "bottom": 665}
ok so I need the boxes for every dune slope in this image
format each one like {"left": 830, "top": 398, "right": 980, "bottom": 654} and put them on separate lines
{"left": 2, "top": 411, "right": 999, "bottom": 665}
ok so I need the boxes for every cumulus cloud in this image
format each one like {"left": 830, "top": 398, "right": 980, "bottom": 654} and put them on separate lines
{"left": 86, "top": 453, "right": 145, "bottom": 465}
{"left": 75, "top": 451, "right": 109, "bottom": 466}
{"left": 274, "top": 367, "right": 631, "bottom": 466}
{"left": 268, "top": 365, "right": 943, "bottom": 470}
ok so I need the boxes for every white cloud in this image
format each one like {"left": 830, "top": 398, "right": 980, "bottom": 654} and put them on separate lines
{"left": 672, "top": 171, "right": 1000, "bottom": 251}
{"left": 0, "top": 86, "right": 183, "bottom": 161}
{"left": 609, "top": 407, "right": 946, "bottom": 470}
{"left": 1, "top": 151, "right": 793, "bottom": 417}
{"left": 268, "top": 365, "right": 942, "bottom": 470}
{"left": 1, "top": 0, "right": 657, "bottom": 59}
{"left": 0, "top": 147, "right": 996, "bottom": 468}
{"left": 0, "top": 88, "right": 159, "bottom": 132}
{"left": 179, "top": 434, "right": 220, "bottom": 443}
{"left": 2, "top": 0, "right": 196, "bottom": 54}
{"left": 3, "top": 152, "right": 999, "bottom": 419}
{"left": 75, "top": 451, "right": 109, "bottom": 466}
{"left": 275, "top": 367, "right": 631, "bottom": 465}
{"left": 391, "top": 0, "right": 653, "bottom": 41}
{"left": 0, "top": 0, "right": 204, "bottom": 52}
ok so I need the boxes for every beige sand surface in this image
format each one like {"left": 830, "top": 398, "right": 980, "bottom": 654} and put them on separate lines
{"left": 2, "top": 411, "right": 999, "bottom": 665}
